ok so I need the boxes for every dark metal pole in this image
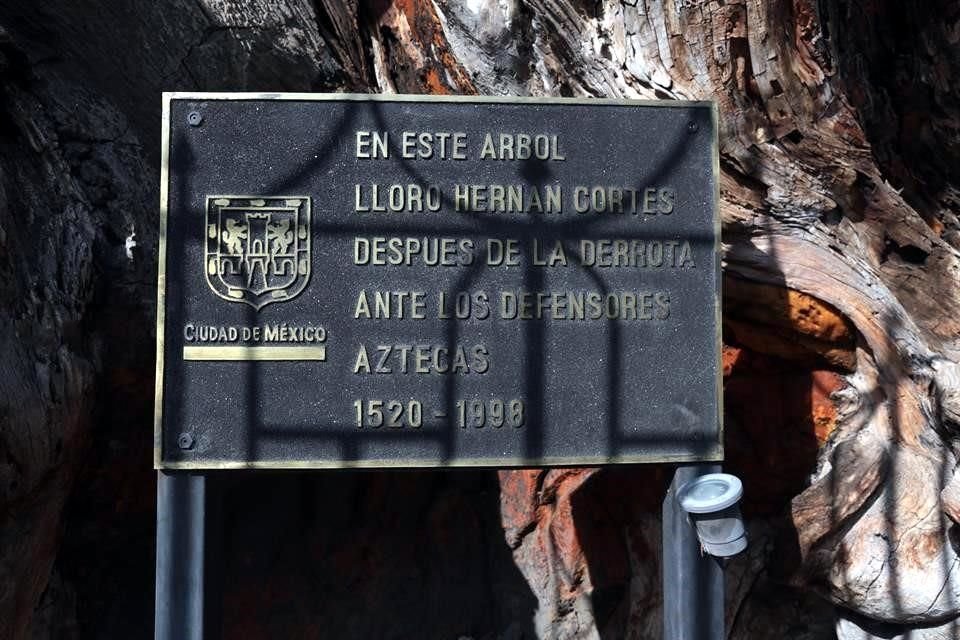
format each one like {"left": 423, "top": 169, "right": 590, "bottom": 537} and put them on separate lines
{"left": 663, "top": 464, "right": 724, "bottom": 640}
{"left": 156, "top": 472, "right": 219, "bottom": 640}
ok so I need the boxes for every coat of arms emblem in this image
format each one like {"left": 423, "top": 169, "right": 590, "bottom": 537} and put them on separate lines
{"left": 205, "top": 196, "right": 311, "bottom": 310}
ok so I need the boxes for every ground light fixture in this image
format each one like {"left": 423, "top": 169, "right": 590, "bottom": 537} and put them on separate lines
{"left": 676, "top": 473, "right": 747, "bottom": 558}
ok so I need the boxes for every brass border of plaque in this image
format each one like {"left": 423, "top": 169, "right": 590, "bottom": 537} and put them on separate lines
{"left": 155, "top": 92, "right": 723, "bottom": 470}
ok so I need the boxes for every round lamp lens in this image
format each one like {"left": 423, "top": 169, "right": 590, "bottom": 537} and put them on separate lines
{"left": 677, "top": 473, "right": 743, "bottom": 514}
{"left": 689, "top": 479, "right": 729, "bottom": 502}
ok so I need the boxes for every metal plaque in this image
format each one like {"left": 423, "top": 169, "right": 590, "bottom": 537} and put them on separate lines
{"left": 155, "top": 93, "right": 720, "bottom": 469}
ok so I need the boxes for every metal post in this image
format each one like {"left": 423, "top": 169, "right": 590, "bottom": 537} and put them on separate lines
{"left": 155, "top": 472, "right": 220, "bottom": 640}
{"left": 663, "top": 464, "right": 724, "bottom": 640}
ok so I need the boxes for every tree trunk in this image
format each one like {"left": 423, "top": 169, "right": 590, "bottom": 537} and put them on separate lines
{"left": 0, "top": 1, "right": 958, "bottom": 639}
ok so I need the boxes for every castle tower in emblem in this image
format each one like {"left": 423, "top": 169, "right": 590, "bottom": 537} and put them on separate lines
{"left": 205, "top": 196, "right": 311, "bottom": 310}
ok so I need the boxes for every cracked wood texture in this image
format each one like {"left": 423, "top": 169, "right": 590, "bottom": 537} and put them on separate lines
{"left": 0, "top": 1, "right": 958, "bottom": 639}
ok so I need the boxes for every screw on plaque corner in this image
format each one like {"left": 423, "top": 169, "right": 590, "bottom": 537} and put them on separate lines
{"left": 187, "top": 111, "right": 203, "bottom": 127}
{"left": 687, "top": 121, "right": 699, "bottom": 134}
{"left": 177, "top": 433, "right": 195, "bottom": 450}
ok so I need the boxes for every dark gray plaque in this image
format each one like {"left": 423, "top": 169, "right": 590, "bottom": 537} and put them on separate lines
{"left": 155, "top": 93, "right": 720, "bottom": 469}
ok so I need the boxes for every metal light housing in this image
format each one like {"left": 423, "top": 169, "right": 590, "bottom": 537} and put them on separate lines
{"left": 676, "top": 473, "right": 747, "bottom": 558}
